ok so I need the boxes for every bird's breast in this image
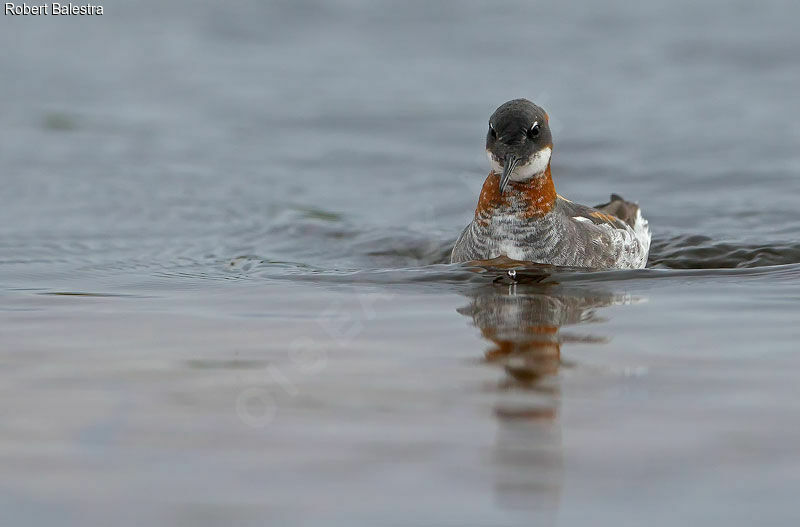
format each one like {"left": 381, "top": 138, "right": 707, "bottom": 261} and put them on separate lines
{"left": 474, "top": 170, "right": 557, "bottom": 223}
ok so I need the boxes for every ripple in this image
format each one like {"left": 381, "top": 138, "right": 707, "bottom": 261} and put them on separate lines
{"left": 649, "top": 235, "right": 800, "bottom": 269}
{"left": 37, "top": 291, "right": 149, "bottom": 298}
{"left": 5, "top": 208, "right": 800, "bottom": 292}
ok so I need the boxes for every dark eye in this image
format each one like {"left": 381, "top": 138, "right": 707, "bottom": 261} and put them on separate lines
{"left": 489, "top": 123, "right": 497, "bottom": 139}
{"left": 527, "top": 123, "right": 540, "bottom": 140}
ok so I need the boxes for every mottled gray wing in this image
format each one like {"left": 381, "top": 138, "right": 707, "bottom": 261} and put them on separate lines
{"left": 556, "top": 194, "right": 649, "bottom": 269}
{"left": 558, "top": 195, "right": 632, "bottom": 230}
{"left": 450, "top": 222, "right": 475, "bottom": 262}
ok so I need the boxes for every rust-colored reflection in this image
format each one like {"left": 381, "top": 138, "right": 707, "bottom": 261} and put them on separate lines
{"left": 459, "top": 281, "right": 625, "bottom": 390}
{"left": 457, "top": 279, "right": 633, "bottom": 516}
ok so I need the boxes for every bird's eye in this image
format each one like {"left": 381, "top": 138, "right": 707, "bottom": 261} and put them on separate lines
{"left": 527, "top": 122, "right": 540, "bottom": 140}
{"left": 489, "top": 123, "right": 497, "bottom": 139}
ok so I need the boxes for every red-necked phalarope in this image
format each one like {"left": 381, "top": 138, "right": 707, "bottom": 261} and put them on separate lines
{"left": 451, "top": 99, "right": 651, "bottom": 269}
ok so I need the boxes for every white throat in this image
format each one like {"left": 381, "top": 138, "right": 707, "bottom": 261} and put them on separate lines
{"left": 487, "top": 146, "right": 552, "bottom": 182}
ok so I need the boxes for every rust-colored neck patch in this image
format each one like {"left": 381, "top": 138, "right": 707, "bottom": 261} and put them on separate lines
{"left": 474, "top": 164, "right": 557, "bottom": 220}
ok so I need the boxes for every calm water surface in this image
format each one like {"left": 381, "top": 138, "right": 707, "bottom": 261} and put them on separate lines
{"left": 2, "top": 1, "right": 800, "bottom": 525}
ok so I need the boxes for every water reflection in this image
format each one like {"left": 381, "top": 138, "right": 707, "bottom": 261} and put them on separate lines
{"left": 457, "top": 278, "right": 636, "bottom": 517}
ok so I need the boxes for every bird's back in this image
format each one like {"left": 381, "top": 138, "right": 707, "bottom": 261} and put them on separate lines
{"left": 451, "top": 194, "right": 650, "bottom": 269}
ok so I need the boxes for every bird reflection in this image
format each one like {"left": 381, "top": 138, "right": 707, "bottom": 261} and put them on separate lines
{"left": 457, "top": 274, "right": 635, "bottom": 517}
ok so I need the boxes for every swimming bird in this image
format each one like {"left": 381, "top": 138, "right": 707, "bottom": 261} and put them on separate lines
{"left": 451, "top": 99, "right": 651, "bottom": 269}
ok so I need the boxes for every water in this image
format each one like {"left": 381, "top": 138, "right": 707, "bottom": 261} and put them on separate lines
{"left": 2, "top": 1, "right": 800, "bottom": 525}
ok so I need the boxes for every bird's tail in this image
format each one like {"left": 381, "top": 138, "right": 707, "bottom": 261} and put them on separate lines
{"left": 594, "top": 193, "right": 640, "bottom": 229}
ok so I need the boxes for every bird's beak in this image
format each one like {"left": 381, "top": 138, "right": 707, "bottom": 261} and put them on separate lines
{"left": 498, "top": 154, "right": 518, "bottom": 194}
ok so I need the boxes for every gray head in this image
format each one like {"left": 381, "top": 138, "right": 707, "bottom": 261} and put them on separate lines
{"left": 486, "top": 99, "right": 553, "bottom": 193}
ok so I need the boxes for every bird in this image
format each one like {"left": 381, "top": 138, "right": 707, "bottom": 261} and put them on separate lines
{"left": 450, "top": 99, "right": 651, "bottom": 269}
